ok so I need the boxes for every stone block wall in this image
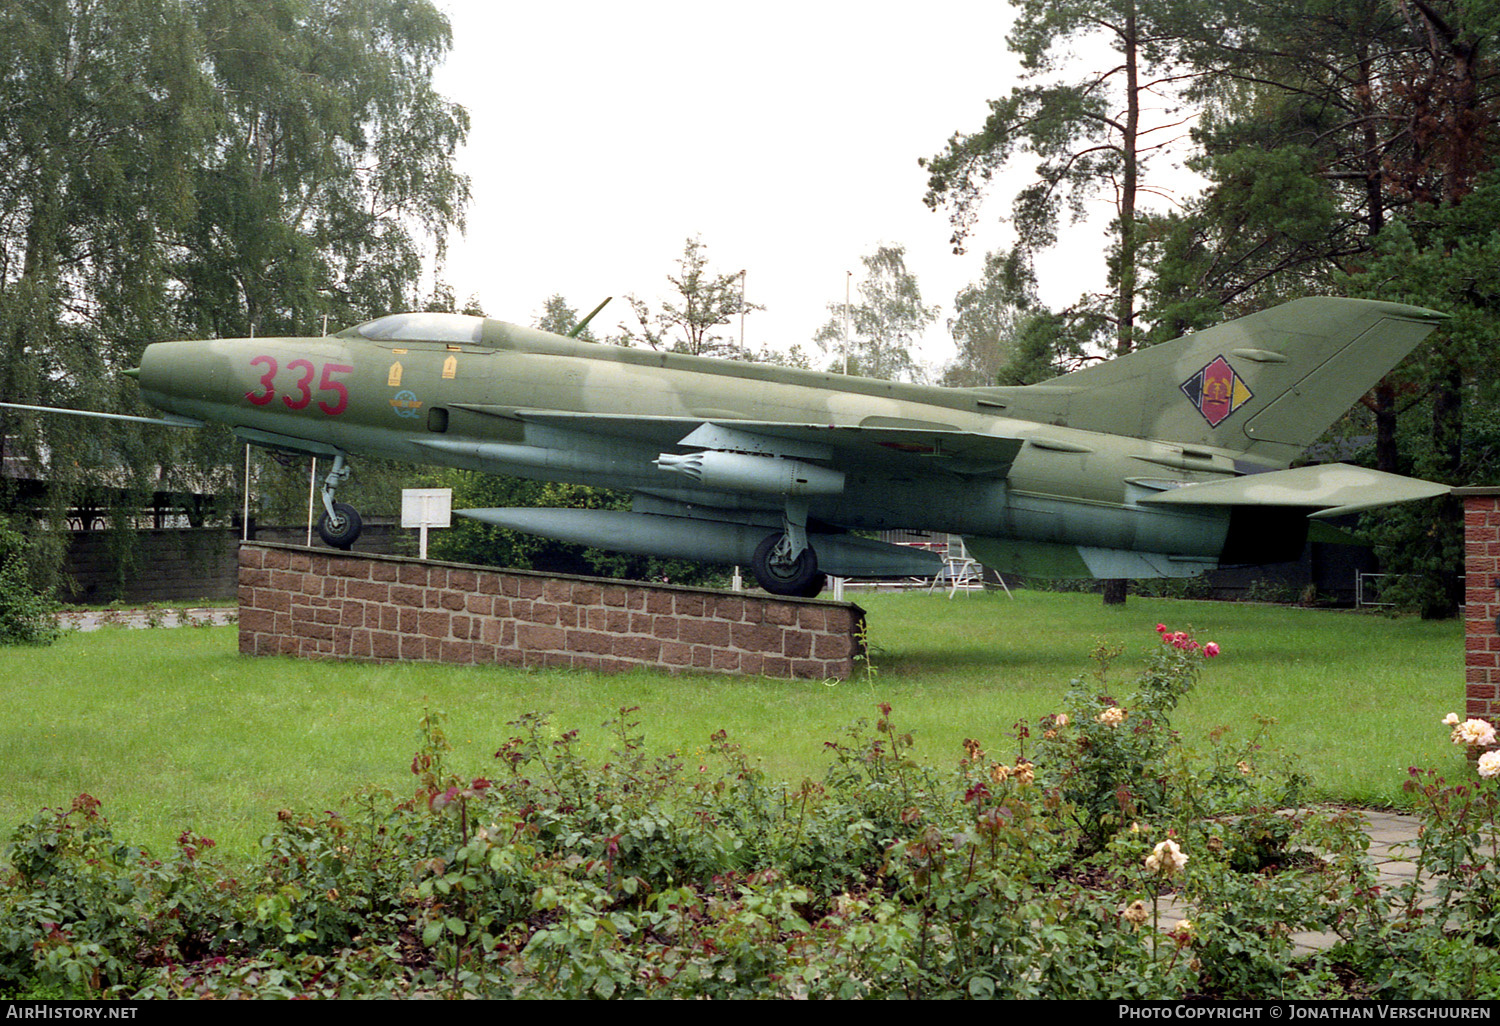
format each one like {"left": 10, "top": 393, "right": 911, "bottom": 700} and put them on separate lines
{"left": 238, "top": 543, "right": 865, "bottom": 679}
{"left": 1460, "top": 489, "right": 1500, "bottom": 723}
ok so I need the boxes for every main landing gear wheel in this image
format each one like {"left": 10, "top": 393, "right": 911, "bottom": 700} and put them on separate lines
{"left": 751, "top": 533, "right": 826, "bottom": 598}
{"left": 317, "top": 501, "right": 362, "bottom": 550}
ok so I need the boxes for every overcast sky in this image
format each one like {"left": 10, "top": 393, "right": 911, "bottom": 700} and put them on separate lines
{"left": 432, "top": 1, "right": 1137, "bottom": 372}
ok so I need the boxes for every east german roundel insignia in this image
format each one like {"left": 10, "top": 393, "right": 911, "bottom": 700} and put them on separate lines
{"left": 1180, "top": 356, "right": 1253, "bottom": 427}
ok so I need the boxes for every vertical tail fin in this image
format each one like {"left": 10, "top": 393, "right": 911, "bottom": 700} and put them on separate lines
{"left": 979, "top": 298, "right": 1446, "bottom": 466}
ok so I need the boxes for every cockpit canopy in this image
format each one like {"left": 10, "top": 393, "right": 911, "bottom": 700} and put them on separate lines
{"left": 341, "top": 312, "right": 485, "bottom": 344}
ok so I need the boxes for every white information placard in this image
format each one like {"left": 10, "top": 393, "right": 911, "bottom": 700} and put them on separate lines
{"left": 402, "top": 488, "right": 452, "bottom": 559}
{"left": 402, "top": 488, "right": 452, "bottom": 528}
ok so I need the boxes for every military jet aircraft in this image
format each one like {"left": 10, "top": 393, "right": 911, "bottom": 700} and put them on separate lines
{"left": 1, "top": 296, "right": 1451, "bottom": 596}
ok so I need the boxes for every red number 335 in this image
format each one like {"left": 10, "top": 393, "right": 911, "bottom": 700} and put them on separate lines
{"left": 246, "top": 356, "right": 352, "bottom": 416}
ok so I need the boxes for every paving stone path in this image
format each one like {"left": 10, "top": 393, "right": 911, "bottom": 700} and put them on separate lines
{"left": 1154, "top": 810, "right": 1427, "bottom": 953}
{"left": 57, "top": 607, "right": 237, "bottom": 631}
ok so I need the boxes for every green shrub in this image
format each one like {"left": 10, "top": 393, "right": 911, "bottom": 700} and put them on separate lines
{"left": 8, "top": 632, "right": 1500, "bottom": 998}
{"left": 0, "top": 518, "right": 59, "bottom": 646}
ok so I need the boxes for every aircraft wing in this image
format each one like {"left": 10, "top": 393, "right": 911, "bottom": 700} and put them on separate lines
{"left": 454, "top": 407, "right": 1027, "bottom": 476}
{"left": 1136, "top": 463, "right": 1450, "bottom": 518}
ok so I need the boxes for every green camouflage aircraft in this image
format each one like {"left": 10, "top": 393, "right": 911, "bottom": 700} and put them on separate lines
{"left": 1, "top": 296, "right": 1451, "bottom": 596}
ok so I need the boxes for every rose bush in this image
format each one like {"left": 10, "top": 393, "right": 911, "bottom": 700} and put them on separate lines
{"left": 4, "top": 630, "right": 1498, "bottom": 999}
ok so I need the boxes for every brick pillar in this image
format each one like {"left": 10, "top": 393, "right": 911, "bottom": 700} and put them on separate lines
{"left": 1458, "top": 489, "right": 1500, "bottom": 723}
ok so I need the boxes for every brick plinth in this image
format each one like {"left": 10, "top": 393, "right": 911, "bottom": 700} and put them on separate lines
{"left": 1461, "top": 491, "right": 1500, "bottom": 724}
{"left": 237, "top": 543, "right": 865, "bottom": 680}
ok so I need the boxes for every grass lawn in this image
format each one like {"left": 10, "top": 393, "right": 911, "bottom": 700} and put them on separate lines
{"left": 0, "top": 589, "right": 1467, "bottom": 859}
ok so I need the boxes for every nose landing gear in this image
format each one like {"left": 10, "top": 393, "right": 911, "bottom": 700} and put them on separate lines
{"left": 315, "top": 453, "right": 363, "bottom": 549}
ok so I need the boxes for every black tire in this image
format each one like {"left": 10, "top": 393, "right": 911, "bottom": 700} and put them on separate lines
{"left": 317, "top": 502, "right": 362, "bottom": 550}
{"left": 795, "top": 572, "right": 828, "bottom": 599}
{"left": 751, "top": 533, "right": 824, "bottom": 597}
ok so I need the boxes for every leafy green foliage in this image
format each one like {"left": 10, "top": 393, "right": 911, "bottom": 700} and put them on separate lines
{"left": 2, "top": 626, "right": 1492, "bottom": 998}
{"left": 812, "top": 245, "right": 937, "bottom": 382}
{"left": 0, "top": 517, "right": 58, "bottom": 646}
{"left": 922, "top": 0, "right": 1198, "bottom": 368}
{"left": 941, "top": 249, "right": 1067, "bottom": 386}
{"left": 1343, "top": 172, "right": 1500, "bottom": 616}
{"left": 176, "top": 0, "right": 470, "bottom": 339}
{"left": 1320, "top": 738, "right": 1500, "bottom": 1000}
{"left": 1141, "top": 0, "right": 1416, "bottom": 321}
{"left": 0, "top": 0, "right": 468, "bottom": 583}
{"left": 1032, "top": 634, "right": 1206, "bottom": 851}
{"left": 620, "top": 236, "right": 759, "bottom": 358}
{"left": 1132, "top": 0, "right": 1500, "bottom": 615}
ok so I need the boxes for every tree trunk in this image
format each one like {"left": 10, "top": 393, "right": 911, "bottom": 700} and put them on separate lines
{"left": 1102, "top": 2, "right": 1142, "bottom": 609}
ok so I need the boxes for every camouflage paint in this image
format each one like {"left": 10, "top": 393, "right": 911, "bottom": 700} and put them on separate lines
{"left": 116, "top": 297, "right": 1450, "bottom": 581}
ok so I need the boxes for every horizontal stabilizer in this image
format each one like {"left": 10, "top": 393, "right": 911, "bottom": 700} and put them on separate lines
{"left": 1136, "top": 464, "right": 1449, "bottom": 516}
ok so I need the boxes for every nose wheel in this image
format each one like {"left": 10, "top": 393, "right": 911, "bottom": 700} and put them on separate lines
{"left": 315, "top": 453, "right": 362, "bottom": 550}
{"left": 317, "top": 501, "right": 362, "bottom": 550}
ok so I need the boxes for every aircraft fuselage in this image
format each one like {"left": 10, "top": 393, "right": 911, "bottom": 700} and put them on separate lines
{"left": 135, "top": 319, "right": 1242, "bottom": 572}
{"left": 1, "top": 298, "right": 1448, "bottom": 593}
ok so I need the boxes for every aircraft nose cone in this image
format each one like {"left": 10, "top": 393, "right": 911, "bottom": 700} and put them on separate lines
{"left": 134, "top": 341, "right": 188, "bottom": 410}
